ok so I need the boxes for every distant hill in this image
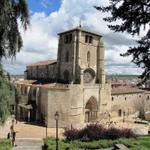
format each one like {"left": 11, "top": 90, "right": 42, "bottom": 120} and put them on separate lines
{"left": 106, "top": 75, "right": 139, "bottom": 80}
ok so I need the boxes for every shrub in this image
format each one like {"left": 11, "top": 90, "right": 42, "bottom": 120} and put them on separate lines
{"left": 63, "top": 128, "right": 79, "bottom": 141}
{"left": 104, "top": 127, "right": 121, "bottom": 139}
{"left": 120, "top": 128, "right": 137, "bottom": 139}
{"left": 64, "top": 124, "right": 136, "bottom": 141}
{"left": 80, "top": 124, "right": 105, "bottom": 141}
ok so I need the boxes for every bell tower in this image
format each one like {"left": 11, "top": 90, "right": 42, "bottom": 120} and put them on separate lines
{"left": 56, "top": 27, "right": 105, "bottom": 84}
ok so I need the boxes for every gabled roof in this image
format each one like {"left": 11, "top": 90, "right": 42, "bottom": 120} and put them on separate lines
{"left": 27, "top": 60, "right": 57, "bottom": 67}
{"left": 58, "top": 26, "right": 102, "bottom": 37}
{"left": 111, "top": 86, "right": 144, "bottom": 95}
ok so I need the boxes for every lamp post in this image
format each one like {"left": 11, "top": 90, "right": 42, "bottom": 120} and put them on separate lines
{"left": 45, "top": 121, "right": 47, "bottom": 137}
{"left": 55, "top": 111, "right": 59, "bottom": 150}
{"left": 123, "top": 111, "right": 125, "bottom": 122}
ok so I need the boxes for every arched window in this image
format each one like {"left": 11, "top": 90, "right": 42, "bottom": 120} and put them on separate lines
{"left": 65, "top": 51, "right": 69, "bottom": 62}
{"left": 63, "top": 70, "right": 69, "bottom": 83}
{"left": 87, "top": 51, "right": 90, "bottom": 65}
{"left": 112, "top": 97, "right": 114, "bottom": 101}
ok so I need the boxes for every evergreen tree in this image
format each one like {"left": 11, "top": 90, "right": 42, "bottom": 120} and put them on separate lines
{"left": 0, "top": 0, "right": 29, "bottom": 59}
{"left": 95, "top": 0, "right": 150, "bottom": 83}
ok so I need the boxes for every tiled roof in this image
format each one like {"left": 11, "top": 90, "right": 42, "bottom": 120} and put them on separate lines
{"left": 17, "top": 80, "right": 69, "bottom": 90}
{"left": 16, "top": 80, "right": 36, "bottom": 85}
{"left": 111, "top": 86, "right": 144, "bottom": 95}
{"left": 27, "top": 60, "right": 57, "bottom": 67}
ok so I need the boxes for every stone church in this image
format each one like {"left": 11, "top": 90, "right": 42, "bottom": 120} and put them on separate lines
{"left": 16, "top": 26, "right": 150, "bottom": 128}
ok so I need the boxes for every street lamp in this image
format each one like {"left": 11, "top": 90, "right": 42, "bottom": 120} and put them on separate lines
{"left": 45, "top": 121, "right": 48, "bottom": 137}
{"left": 123, "top": 111, "right": 125, "bottom": 122}
{"left": 55, "top": 111, "right": 59, "bottom": 150}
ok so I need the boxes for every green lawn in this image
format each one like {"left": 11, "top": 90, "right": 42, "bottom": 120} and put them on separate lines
{"left": 0, "top": 139, "right": 11, "bottom": 150}
{"left": 44, "top": 135, "right": 150, "bottom": 150}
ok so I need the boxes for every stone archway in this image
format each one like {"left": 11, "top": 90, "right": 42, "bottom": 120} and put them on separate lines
{"left": 85, "top": 96, "right": 98, "bottom": 122}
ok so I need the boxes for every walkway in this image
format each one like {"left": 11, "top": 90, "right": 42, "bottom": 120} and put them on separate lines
{"left": 14, "top": 121, "right": 64, "bottom": 139}
{"left": 13, "top": 138, "right": 43, "bottom": 150}
{"left": 12, "top": 121, "right": 64, "bottom": 150}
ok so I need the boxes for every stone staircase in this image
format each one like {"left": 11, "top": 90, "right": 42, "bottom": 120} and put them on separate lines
{"left": 13, "top": 138, "right": 43, "bottom": 150}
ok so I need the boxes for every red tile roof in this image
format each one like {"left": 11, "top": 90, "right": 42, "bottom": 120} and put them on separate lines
{"left": 27, "top": 60, "right": 57, "bottom": 67}
{"left": 111, "top": 86, "right": 144, "bottom": 95}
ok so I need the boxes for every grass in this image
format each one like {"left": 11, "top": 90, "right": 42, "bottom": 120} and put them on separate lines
{"left": 0, "top": 139, "right": 11, "bottom": 150}
{"left": 44, "top": 135, "right": 150, "bottom": 150}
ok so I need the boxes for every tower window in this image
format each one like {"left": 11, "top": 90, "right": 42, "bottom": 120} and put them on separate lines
{"left": 85, "top": 35, "right": 88, "bottom": 43}
{"left": 65, "top": 51, "right": 69, "bottom": 62}
{"left": 89, "top": 36, "right": 93, "bottom": 43}
{"left": 112, "top": 97, "right": 114, "bottom": 101}
{"left": 69, "top": 34, "right": 72, "bottom": 43}
{"left": 87, "top": 51, "right": 90, "bottom": 65}
{"left": 85, "top": 35, "right": 93, "bottom": 43}
{"left": 65, "top": 33, "right": 72, "bottom": 44}
{"left": 65, "top": 35, "right": 69, "bottom": 43}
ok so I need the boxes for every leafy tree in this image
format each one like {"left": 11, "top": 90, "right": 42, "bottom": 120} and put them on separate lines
{"left": 95, "top": 0, "right": 150, "bottom": 83}
{"left": 0, "top": 64, "right": 21, "bottom": 124}
{"left": 0, "top": 0, "right": 29, "bottom": 60}
{"left": 0, "top": 0, "right": 29, "bottom": 124}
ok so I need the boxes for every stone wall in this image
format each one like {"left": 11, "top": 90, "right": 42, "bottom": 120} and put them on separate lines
{"left": 47, "top": 88, "right": 70, "bottom": 128}
{"left": 111, "top": 92, "right": 150, "bottom": 117}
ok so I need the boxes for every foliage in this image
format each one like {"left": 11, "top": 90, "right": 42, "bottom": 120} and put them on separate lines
{"left": 0, "top": 0, "right": 29, "bottom": 60}
{"left": 63, "top": 124, "right": 136, "bottom": 141}
{"left": 0, "top": 65, "right": 20, "bottom": 124}
{"left": 44, "top": 135, "right": 150, "bottom": 150}
{"left": 0, "top": 139, "right": 11, "bottom": 150}
{"left": 95, "top": 0, "right": 150, "bottom": 83}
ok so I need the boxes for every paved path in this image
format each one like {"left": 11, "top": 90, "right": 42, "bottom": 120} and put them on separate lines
{"left": 14, "top": 122, "right": 64, "bottom": 139}
{"left": 13, "top": 138, "right": 43, "bottom": 150}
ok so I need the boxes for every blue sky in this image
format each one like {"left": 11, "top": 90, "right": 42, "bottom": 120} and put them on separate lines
{"left": 28, "top": 0, "right": 61, "bottom": 14}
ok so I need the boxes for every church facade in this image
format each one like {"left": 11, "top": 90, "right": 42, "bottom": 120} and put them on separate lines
{"left": 16, "top": 27, "right": 150, "bottom": 128}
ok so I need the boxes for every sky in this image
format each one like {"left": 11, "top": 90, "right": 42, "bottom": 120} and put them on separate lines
{"left": 2, "top": 0, "right": 143, "bottom": 75}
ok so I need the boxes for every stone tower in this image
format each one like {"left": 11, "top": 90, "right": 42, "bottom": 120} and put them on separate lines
{"left": 56, "top": 27, "right": 105, "bottom": 84}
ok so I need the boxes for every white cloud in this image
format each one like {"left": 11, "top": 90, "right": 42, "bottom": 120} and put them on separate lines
{"left": 2, "top": 0, "right": 142, "bottom": 75}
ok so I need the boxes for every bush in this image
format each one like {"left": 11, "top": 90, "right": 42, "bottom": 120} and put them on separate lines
{"left": 64, "top": 124, "right": 136, "bottom": 141}
{"left": 80, "top": 124, "right": 105, "bottom": 141}
{"left": 63, "top": 128, "right": 79, "bottom": 141}
{"left": 104, "top": 127, "right": 121, "bottom": 139}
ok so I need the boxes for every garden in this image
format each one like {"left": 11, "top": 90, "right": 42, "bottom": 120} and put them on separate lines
{"left": 44, "top": 124, "right": 150, "bottom": 150}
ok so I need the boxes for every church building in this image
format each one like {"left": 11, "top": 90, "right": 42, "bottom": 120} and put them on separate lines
{"left": 17, "top": 26, "right": 111, "bottom": 128}
{"left": 17, "top": 27, "right": 150, "bottom": 128}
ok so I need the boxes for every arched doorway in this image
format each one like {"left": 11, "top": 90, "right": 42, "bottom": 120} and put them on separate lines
{"left": 85, "top": 97, "right": 98, "bottom": 122}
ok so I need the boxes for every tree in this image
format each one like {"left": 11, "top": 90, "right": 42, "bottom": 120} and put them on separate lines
{"left": 95, "top": 0, "right": 150, "bottom": 83}
{"left": 0, "top": 0, "right": 29, "bottom": 60}
{"left": 0, "top": 0, "right": 29, "bottom": 124}
{"left": 0, "top": 64, "right": 21, "bottom": 124}
{"left": 134, "top": 97, "right": 150, "bottom": 119}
